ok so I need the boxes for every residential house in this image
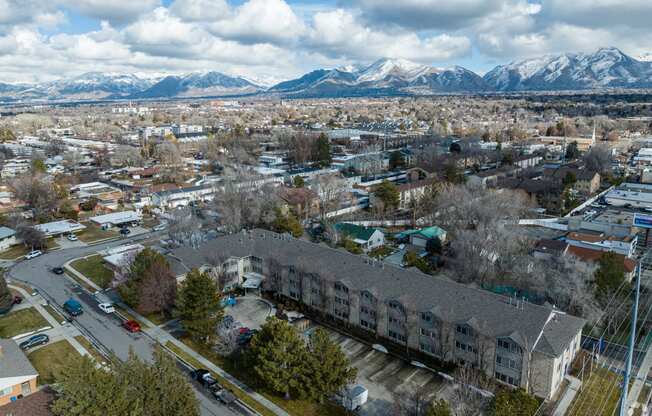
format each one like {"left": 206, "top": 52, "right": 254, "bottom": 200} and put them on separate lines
{"left": 334, "top": 223, "right": 385, "bottom": 252}
{"left": 397, "top": 178, "right": 437, "bottom": 209}
{"left": 0, "top": 339, "right": 38, "bottom": 407}
{"left": 278, "top": 187, "right": 320, "bottom": 220}
{"left": 566, "top": 245, "right": 637, "bottom": 281}
{"left": 544, "top": 166, "right": 601, "bottom": 196}
{"left": 151, "top": 185, "right": 216, "bottom": 210}
{"left": 396, "top": 226, "right": 447, "bottom": 248}
{"left": 533, "top": 239, "right": 569, "bottom": 260}
{"left": 0, "top": 227, "right": 17, "bottom": 252}
{"left": 565, "top": 232, "right": 637, "bottom": 257}
{"left": 70, "top": 182, "right": 123, "bottom": 211}
{"left": 167, "top": 230, "right": 585, "bottom": 399}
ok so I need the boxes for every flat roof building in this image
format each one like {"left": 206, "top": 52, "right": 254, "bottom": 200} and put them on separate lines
{"left": 34, "top": 220, "right": 86, "bottom": 237}
{"left": 90, "top": 210, "right": 142, "bottom": 227}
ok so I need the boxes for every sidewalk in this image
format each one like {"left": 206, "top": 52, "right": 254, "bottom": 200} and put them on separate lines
{"left": 628, "top": 343, "right": 652, "bottom": 412}
{"left": 10, "top": 284, "right": 91, "bottom": 357}
{"left": 119, "top": 304, "right": 289, "bottom": 416}
{"left": 553, "top": 376, "right": 581, "bottom": 416}
{"left": 64, "top": 257, "right": 102, "bottom": 292}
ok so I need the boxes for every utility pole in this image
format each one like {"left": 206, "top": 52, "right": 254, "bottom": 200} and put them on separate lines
{"left": 619, "top": 261, "right": 642, "bottom": 416}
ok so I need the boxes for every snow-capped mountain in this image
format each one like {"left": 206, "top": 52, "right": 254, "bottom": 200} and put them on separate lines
{"left": 130, "top": 71, "right": 263, "bottom": 98}
{"left": 44, "top": 72, "right": 158, "bottom": 99}
{"left": 1, "top": 47, "right": 651, "bottom": 102}
{"left": 484, "top": 47, "right": 652, "bottom": 91}
{"left": 269, "top": 58, "right": 488, "bottom": 97}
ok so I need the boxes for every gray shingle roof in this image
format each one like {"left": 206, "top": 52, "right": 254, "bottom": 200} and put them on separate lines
{"left": 0, "top": 226, "right": 16, "bottom": 240}
{"left": 0, "top": 339, "right": 38, "bottom": 378}
{"left": 169, "top": 229, "right": 584, "bottom": 356}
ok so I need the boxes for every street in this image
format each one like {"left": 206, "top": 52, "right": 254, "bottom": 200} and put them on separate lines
{"left": 7, "top": 233, "right": 241, "bottom": 416}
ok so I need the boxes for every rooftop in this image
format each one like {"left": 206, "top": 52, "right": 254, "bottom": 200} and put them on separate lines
{"left": 169, "top": 229, "right": 585, "bottom": 356}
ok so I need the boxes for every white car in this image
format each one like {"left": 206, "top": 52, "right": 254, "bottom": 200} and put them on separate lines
{"left": 25, "top": 250, "right": 42, "bottom": 259}
{"left": 152, "top": 223, "right": 167, "bottom": 231}
{"left": 98, "top": 303, "right": 115, "bottom": 314}
{"left": 67, "top": 234, "right": 78, "bottom": 241}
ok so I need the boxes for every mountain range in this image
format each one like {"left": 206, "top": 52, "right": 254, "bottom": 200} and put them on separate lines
{"left": 1, "top": 47, "right": 652, "bottom": 102}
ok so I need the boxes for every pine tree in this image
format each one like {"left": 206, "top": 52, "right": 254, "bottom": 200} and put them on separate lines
{"left": 303, "top": 328, "right": 357, "bottom": 403}
{"left": 177, "top": 268, "right": 224, "bottom": 346}
{"left": 0, "top": 273, "right": 12, "bottom": 312}
{"left": 314, "top": 133, "right": 332, "bottom": 167}
{"left": 374, "top": 180, "right": 400, "bottom": 209}
{"left": 119, "top": 248, "right": 176, "bottom": 315}
{"left": 248, "top": 317, "right": 309, "bottom": 399}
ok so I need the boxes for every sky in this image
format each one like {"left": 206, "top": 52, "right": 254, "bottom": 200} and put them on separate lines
{"left": 0, "top": 0, "right": 650, "bottom": 84}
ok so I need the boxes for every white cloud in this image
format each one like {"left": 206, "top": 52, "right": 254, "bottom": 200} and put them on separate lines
{"left": 62, "top": 0, "right": 161, "bottom": 24}
{"left": 169, "top": 0, "right": 229, "bottom": 22}
{"left": 309, "top": 9, "right": 471, "bottom": 63}
{"left": 210, "top": 0, "right": 305, "bottom": 45}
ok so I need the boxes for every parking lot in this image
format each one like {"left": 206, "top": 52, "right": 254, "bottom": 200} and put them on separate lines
{"left": 325, "top": 329, "right": 447, "bottom": 416}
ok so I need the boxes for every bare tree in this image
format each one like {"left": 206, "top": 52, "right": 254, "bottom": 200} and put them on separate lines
{"left": 582, "top": 145, "right": 612, "bottom": 175}
{"left": 167, "top": 208, "right": 202, "bottom": 247}
{"left": 311, "top": 173, "right": 349, "bottom": 220}
{"left": 111, "top": 145, "right": 142, "bottom": 167}
{"left": 16, "top": 224, "right": 46, "bottom": 250}
{"left": 154, "top": 142, "right": 183, "bottom": 167}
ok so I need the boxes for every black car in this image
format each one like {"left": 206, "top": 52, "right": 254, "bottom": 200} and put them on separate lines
{"left": 19, "top": 334, "right": 49, "bottom": 350}
{"left": 52, "top": 267, "right": 64, "bottom": 275}
{"left": 120, "top": 228, "right": 131, "bottom": 236}
{"left": 189, "top": 369, "right": 218, "bottom": 389}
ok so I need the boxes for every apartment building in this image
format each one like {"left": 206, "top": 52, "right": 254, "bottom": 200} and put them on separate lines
{"left": 168, "top": 230, "right": 584, "bottom": 399}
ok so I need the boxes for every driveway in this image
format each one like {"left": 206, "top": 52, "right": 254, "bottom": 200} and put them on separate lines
{"left": 7, "top": 232, "right": 240, "bottom": 416}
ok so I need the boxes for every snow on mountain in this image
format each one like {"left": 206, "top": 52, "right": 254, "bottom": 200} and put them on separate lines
{"left": 269, "top": 58, "right": 486, "bottom": 97}
{"left": 131, "top": 71, "right": 264, "bottom": 99}
{"left": 484, "top": 47, "right": 652, "bottom": 91}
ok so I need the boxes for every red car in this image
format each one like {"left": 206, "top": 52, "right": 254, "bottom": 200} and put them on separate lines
{"left": 12, "top": 295, "right": 23, "bottom": 305}
{"left": 123, "top": 320, "right": 141, "bottom": 333}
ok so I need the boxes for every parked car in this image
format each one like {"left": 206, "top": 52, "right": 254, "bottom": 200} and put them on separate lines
{"left": 19, "top": 334, "right": 49, "bottom": 350}
{"left": 51, "top": 267, "right": 64, "bottom": 275}
{"left": 120, "top": 228, "right": 131, "bottom": 236}
{"left": 189, "top": 369, "right": 219, "bottom": 389}
{"left": 122, "top": 319, "right": 141, "bottom": 332}
{"left": 25, "top": 250, "right": 42, "bottom": 259}
{"left": 152, "top": 223, "right": 167, "bottom": 231}
{"left": 98, "top": 303, "right": 115, "bottom": 314}
{"left": 212, "top": 388, "right": 237, "bottom": 405}
{"left": 63, "top": 298, "right": 83, "bottom": 316}
{"left": 12, "top": 295, "right": 22, "bottom": 304}
{"left": 67, "top": 234, "right": 78, "bottom": 241}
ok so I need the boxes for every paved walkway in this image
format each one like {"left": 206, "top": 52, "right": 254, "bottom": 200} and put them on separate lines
{"left": 64, "top": 257, "right": 102, "bottom": 292}
{"left": 9, "top": 284, "right": 92, "bottom": 357}
{"left": 628, "top": 343, "right": 652, "bottom": 412}
{"left": 119, "top": 303, "right": 289, "bottom": 416}
{"left": 554, "top": 375, "right": 581, "bottom": 416}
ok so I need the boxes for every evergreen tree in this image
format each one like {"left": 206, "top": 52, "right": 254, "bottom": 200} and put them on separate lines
{"left": 272, "top": 209, "right": 304, "bottom": 237}
{"left": 293, "top": 175, "right": 305, "bottom": 188}
{"left": 314, "top": 133, "right": 332, "bottom": 167}
{"left": 302, "top": 328, "right": 357, "bottom": 403}
{"left": 0, "top": 273, "right": 14, "bottom": 312}
{"left": 53, "top": 348, "right": 199, "bottom": 416}
{"left": 565, "top": 141, "right": 580, "bottom": 160}
{"left": 426, "top": 399, "right": 452, "bottom": 416}
{"left": 248, "top": 317, "right": 309, "bottom": 399}
{"left": 595, "top": 252, "right": 626, "bottom": 297}
{"left": 374, "top": 180, "right": 400, "bottom": 210}
{"left": 177, "top": 268, "right": 224, "bottom": 346}
{"left": 389, "top": 151, "right": 406, "bottom": 170}
{"left": 490, "top": 388, "right": 539, "bottom": 416}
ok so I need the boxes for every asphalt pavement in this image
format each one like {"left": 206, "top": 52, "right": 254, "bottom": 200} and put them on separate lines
{"left": 7, "top": 233, "right": 241, "bottom": 416}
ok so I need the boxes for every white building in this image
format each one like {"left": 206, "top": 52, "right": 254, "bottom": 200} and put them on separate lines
{"left": 90, "top": 210, "right": 142, "bottom": 228}
{"left": 35, "top": 220, "right": 86, "bottom": 237}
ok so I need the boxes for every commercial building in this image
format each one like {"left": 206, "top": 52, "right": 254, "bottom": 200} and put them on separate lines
{"left": 0, "top": 339, "right": 38, "bottom": 407}
{"left": 168, "top": 230, "right": 584, "bottom": 399}
{"left": 70, "top": 182, "right": 123, "bottom": 210}
{"left": 603, "top": 183, "right": 652, "bottom": 208}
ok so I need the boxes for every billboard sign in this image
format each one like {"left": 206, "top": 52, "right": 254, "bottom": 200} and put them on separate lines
{"left": 634, "top": 213, "right": 652, "bottom": 229}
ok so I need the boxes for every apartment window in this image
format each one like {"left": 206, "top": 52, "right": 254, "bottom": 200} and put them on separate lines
{"left": 420, "top": 328, "right": 434, "bottom": 338}
{"left": 456, "top": 325, "right": 472, "bottom": 336}
{"left": 21, "top": 381, "right": 31, "bottom": 395}
{"left": 495, "top": 371, "right": 517, "bottom": 387}
{"left": 311, "top": 287, "right": 320, "bottom": 295}
{"left": 389, "top": 330, "right": 407, "bottom": 343}
{"left": 360, "top": 319, "right": 376, "bottom": 330}
{"left": 334, "top": 309, "right": 349, "bottom": 319}
{"left": 456, "top": 341, "right": 477, "bottom": 354}
{"left": 420, "top": 343, "right": 434, "bottom": 354}
{"left": 0, "top": 386, "right": 12, "bottom": 396}
{"left": 361, "top": 291, "right": 374, "bottom": 302}
{"left": 389, "top": 301, "right": 403, "bottom": 311}
{"left": 335, "top": 297, "right": 350, "bottom": 306}
{"left": 420, "top": 312, "right": 432, "bottom": 323}
{"left": 289, "top": 290, "right": 299, "bottom": 299}
{"left": 388, "top": 316, "right": 403, "bottom": 325}
{"left": 334, "top": 283, "right": 349, "bottom": 293}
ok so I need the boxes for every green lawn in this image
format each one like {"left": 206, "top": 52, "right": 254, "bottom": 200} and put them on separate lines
{"left": 28, "top": 340, "right": 81, "bottom": 385}
{"left": 0, "top": 307, "right": 50, "bottom": 337}
{"left": 568, "top": 366, "right": 622, "bottom": 416}
{"left": 0, "top": 245, "right": 29, "bottom": 260}
{"left": 74, "top": 335, "right": 109, "bottom": 365}
{"left": 69, "top": 255, "right": 114, "bottom": 289}
{"left": 77, "top": 223, "right": 118, "bottom": 243}
{"left": 178, "top": 337, "right": 347, "bottom": 416}
{"left": 42, "top": 303, "right": 65, "bottom": 324}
